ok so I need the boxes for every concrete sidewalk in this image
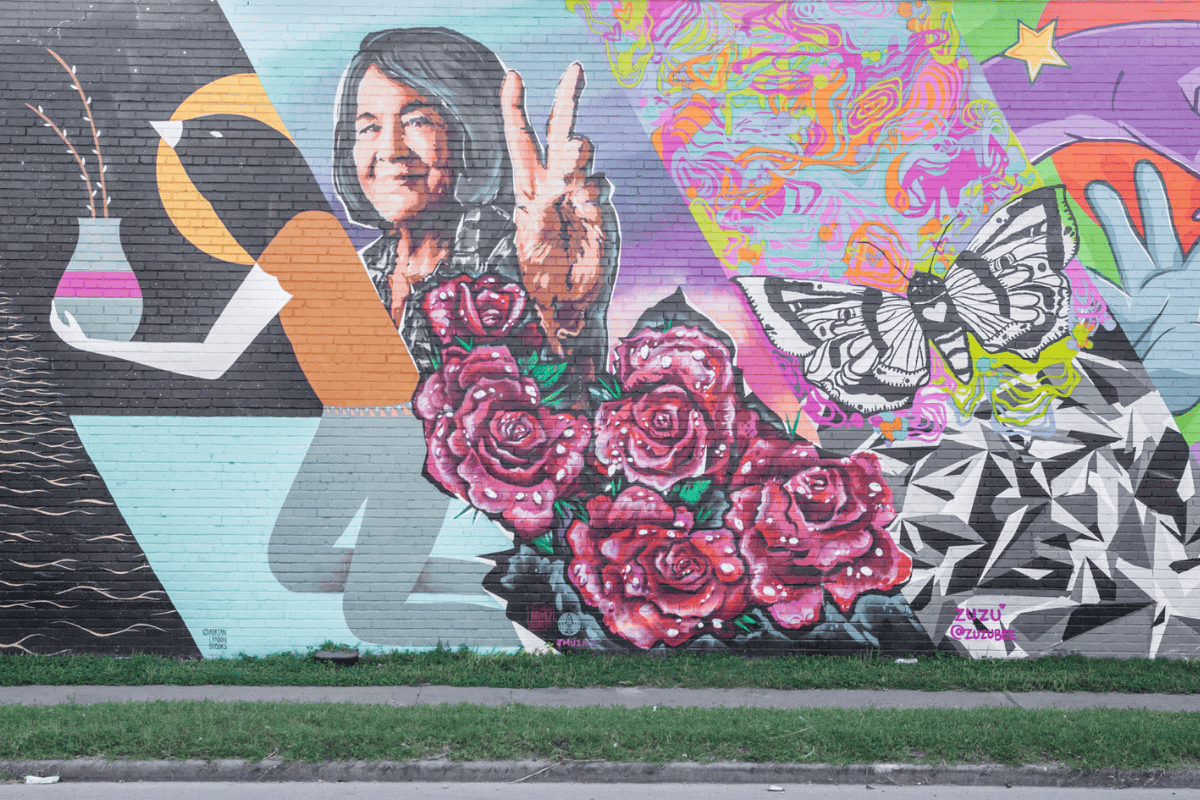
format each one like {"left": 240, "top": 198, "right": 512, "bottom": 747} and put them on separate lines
{"left": 2, "top": 684, "right": 1198, "bottom": 711}
{"left": 5, "top": 686, "right": 1200, "bottom": 787}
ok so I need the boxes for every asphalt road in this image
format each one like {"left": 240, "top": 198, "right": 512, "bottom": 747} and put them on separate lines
{"left": 3, "top": 685, "right": 1198, "bottom": 711}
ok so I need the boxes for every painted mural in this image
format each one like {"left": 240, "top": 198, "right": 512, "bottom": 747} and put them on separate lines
{"left": 3, "top": 0, "right": 1200, "bottom": 658}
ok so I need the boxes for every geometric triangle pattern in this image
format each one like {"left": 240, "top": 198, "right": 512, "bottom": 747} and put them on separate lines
{"left": 866, "top": 329, "right": 1200, "bottom": 658}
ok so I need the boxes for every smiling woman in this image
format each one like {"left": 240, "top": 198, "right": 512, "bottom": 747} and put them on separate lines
{"left": 331, "top": 27, "right": 617, "bottom": 351}
{"left": 255, "top": 27, "right": 620, "bottom": 649}
{"left": 332, "top": 28, "right": 517, "bottom": 325}
{"left": 353, "top": 66, "right": 455, "bottom": 231}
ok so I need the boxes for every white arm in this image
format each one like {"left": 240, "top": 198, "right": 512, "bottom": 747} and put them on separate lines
{"left": 50, "top": 265, "right": 292, "bottom": 380}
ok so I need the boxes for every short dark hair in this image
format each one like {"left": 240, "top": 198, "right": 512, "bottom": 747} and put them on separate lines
{"left": 333, "top": 27, "right": 513, "bottom": 229}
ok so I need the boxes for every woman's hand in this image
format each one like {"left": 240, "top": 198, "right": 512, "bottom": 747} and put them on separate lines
{"left": 501, "top": 63, "right": 613, "bottom": 352}
{"left": 49, "top": 301, "right": 89, "bottom": 346}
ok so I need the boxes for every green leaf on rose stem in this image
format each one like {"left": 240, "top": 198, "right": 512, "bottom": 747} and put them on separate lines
{"left": 608, "top": 475, "right": 623, "bottom": 497}
{"left": 541, "top": 382, "right": 568, "bottom": 405}
{"left": 454, "top": 504, "right": 475, "bottom": 519}
{"left": 696, "top": 506, "right": 715, "bottom": 523}
{"left": 662, "top": 315, "right": 675, "bottom": 330}
{"left": 732, "top": 613, "right": 760, "bottom": 633}
{"left": 429, "top": 348, "right": 442, "bottom": 371}
{"left": 530, "top": 532, "right": 554, "bottom": 555}
{"left": 786, "top": 412, "right": 804, "bottom": 440}
{"left": 518, "top": 351, "right": 539, "bottom": 374}
{"left": 454, "top": 336, "right": 474, "bottom": 351}
{"left": 676, "top": 478, "right": 713, "bottom": 505}
{"left": 594, "top": 375, "right": 621, "bottom": 400}
{"left": 554, "top": 499, "right": 587, "bottom": 525}
{"left": 530, "top": 360, "right": 568, "bottom": 389}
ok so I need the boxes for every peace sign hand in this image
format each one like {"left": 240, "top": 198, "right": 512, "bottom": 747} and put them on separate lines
{"left": 501, "top": 63, "right": 613, "bottom": 352}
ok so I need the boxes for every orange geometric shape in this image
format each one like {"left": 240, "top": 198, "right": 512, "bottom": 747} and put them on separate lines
{"left": 156, "top": 74, "right": 294, "bottom": 266}
{"left": 256, "top": 210, "right": 418, "bottom": 408}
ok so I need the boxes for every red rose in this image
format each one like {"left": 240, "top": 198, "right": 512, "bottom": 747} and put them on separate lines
{"left": 566, "top": 487, "right": 748, "bottom": 649}
{"left": 422, "top": 274, "right": 539, "bottom": 345}
{"left": 594, "top": 326, "right": 757, "bottom": 493}
{"left": 414, "top": 346, "right": 590, "bottom": 538}
{"left": 726, "top": 438, "right": 910, "bottom": 629}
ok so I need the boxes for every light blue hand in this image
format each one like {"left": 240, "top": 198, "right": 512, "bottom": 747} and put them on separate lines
{"left": 1085, "top": 160, "right": 1200, "bottom": 414}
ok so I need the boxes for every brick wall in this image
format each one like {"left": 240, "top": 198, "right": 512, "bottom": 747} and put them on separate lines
{"left": 1, "top": 0, "right": 1198, "bottom": 659}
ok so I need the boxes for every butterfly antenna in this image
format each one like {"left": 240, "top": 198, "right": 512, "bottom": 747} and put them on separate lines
{"left": 934, "top": 217, "right": 956, "bottom": 253}
{"left": 853, "top": 240, "right": 909, "bottom": 282}
{"left": 926, "top": 214, "right": 961, "bottom": 271}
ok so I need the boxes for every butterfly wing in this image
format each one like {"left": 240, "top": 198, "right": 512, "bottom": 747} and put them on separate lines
{"left": 736, "top": 277, "right": 929, "bottom": 414}
{"left": 946, "top": 187, "right": 1077, "bottom": 359}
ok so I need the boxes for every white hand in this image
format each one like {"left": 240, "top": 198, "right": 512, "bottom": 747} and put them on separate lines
{"left": 46, "top": 265, "right": 291, "bottom": 380}
{"left": 49, "top": 301, "right": 88, "bottom": 345}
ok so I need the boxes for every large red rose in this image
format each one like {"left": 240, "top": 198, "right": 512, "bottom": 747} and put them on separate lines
{"left": 566, "top": 487, "right": 748, "bottom": 649}
{"left": 413, "top": 346, "right": 590, "bottom": 538}
{"left": 726, "top": 438, "right": 910, "bottom": 629}
{"left": 594, "top": 326, "right": 757, "bottom": 493}
{"left": 422, "top": 274, "right": 540, "bottom": 345}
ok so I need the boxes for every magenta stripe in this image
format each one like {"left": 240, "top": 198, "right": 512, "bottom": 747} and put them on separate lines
{"left": 55, "top": 271, "right": 142, "bottom": 298}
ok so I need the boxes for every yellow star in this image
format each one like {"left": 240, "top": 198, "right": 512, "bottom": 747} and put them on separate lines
{"left": 1003, "top": 20, "right": 1068, "bottom": 82}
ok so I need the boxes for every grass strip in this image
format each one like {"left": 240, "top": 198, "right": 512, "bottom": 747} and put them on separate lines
{"left": 0, "top": 702, "right": 1197, "bottom": 770}
{"left": 2, "top": 650, "right": 1200, "bottom": 693}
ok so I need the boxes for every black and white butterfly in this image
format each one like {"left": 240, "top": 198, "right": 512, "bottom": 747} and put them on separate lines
{"left": 736, "top": 187, "right": 1079, "bottom": 415}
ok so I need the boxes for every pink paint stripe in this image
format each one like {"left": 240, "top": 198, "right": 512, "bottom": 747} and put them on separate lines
{"left": 55, "top": 271, "right": 142, "bottom": 298}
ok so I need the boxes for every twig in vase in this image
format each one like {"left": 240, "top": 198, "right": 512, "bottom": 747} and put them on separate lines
{"left": 24, "top": 103, "right": 94, "bottom": 217}
{"left": 45, "top": 48, "right": 108, "bottom": 216}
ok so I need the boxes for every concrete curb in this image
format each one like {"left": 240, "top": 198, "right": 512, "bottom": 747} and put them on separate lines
{"left": 5, "top": 759, "right": 1200, "bottom": 788}
{"left": 4, "top": 686, "right": 1199, "bottom": 711}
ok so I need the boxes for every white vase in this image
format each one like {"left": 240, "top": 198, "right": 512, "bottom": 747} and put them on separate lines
{"left": 54, "top": 217, "right": 143, "bottom": 342}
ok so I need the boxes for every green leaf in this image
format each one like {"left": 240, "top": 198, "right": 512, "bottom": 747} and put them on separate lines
{"left": 554, "top": 499, "right": 588, "bottom": 525}
{"left": 676, "top": 478, "right": 712, "bottom": 505}
{"left": 732, "top": 613, "right": 760, "bottom": 632}
{"left": 530, "top": 360, "right": 567, "bottom": 389}
{"left": 541, "top": 382, "right": 568, "bottom": 405}
{"left": 588, "top": 385, "right": 611, "bottom": 404}
{"left": 518, "top": 351, "right": 539, "bottom": 374}
{"left": 429, "top": 347, "right": 442, "bottom": 371}
{"left": 593, "top": 376, "right": 621, "bottom": 401}
{"left": 454, "top": 336, "right": 474, "bottom": 351}
{"left": 530, "top": 532, "right": 554, "bottom": 555}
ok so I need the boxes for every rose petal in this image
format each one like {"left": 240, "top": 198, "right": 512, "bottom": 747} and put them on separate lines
{"left": 566, "top": 487, "right": 748, "bottom": 649}
{"left": 768, "top": 587, "right": 825, "bottom": 629}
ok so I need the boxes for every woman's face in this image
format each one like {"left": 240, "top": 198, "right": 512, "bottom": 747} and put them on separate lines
{"left": 354, "top": 64, "right": 455, "bottom": 230}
